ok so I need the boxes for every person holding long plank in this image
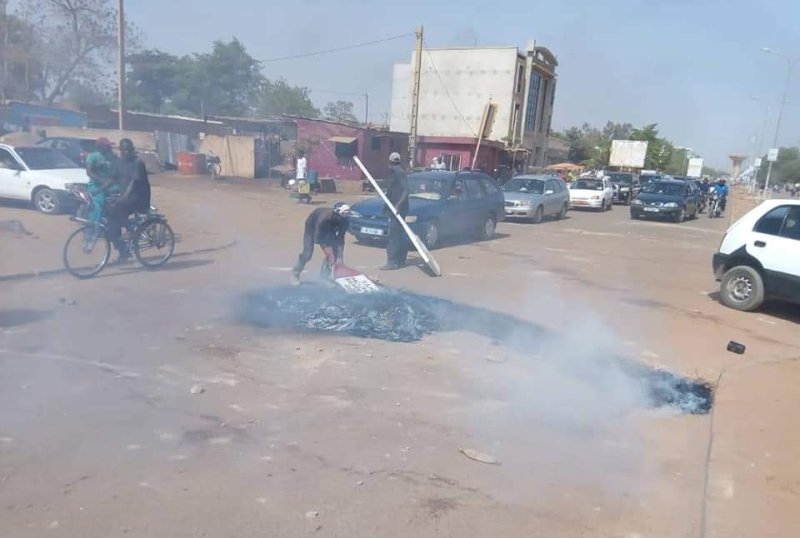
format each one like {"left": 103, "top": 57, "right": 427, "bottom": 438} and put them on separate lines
{"left": 382, "top": 152, "right": 410, "bottom": 270}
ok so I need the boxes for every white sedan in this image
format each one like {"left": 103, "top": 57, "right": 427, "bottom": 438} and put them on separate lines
{"left": 0, "top": 143, "right": 90, "bottom": 214}
{"left": 568, "top": 177, "right": 613, "bottom": 211}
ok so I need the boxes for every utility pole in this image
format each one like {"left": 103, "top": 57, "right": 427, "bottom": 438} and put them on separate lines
{"left": 761, "top": 48, "right": 800, "bottom": 198}
{"left": 1, "top": 0, "right": 8, "bottom": 101}
{"left": 117, "top": 0, "right": 126, "bottom": 130}
{"left": 408, "top": 26, "right": 423, "bottom": 168}
{"left": 364, "top": 92, "right": 369, "bottom": 125}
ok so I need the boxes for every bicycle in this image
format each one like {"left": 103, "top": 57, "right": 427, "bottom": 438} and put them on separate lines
{"left": 63, "top": 184, "right": 175, "bottom": 279}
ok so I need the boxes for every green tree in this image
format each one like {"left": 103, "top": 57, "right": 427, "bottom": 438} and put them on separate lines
{"left": 195, "top": 38, "right": 262, "bottom": 116}
{"left": 630, "top": 124, "right": 673, "bottom": 170}
{"left": 0, "top": 10, "right": 44, "bottom": 101}
{"left": 255, "top": 78, "right": 319, "bottom": 118}
{"left": 126, "top": 50, "right": 191, "bottom": 113}
{"left": 323, "top": 100, "right": 358, "bottom": 123}
{"left": 757, "top": 146, "right": 800, "bottom": 185}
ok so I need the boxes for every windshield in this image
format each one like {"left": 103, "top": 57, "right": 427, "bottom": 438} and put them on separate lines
{"left": 607, "top": 173, "right": 632, "bottom": 185}
{"left": 15, "top": 147, "right": 79, "bottom": 170}
{"left": 408, "top": 176, "right": 450, "bottom": 201}
{"left": 641, "top": 183, "right": 685, "bottom": 196}
{"left": 502, "top": 178, "right": 545, "bottom": 194}
{"left": 572, "top": 179, "right": 604, "bottom": 191}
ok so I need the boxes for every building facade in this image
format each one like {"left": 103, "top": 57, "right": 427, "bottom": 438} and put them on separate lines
{"left": 390, "top": 42, "right": 557, "bottom": 171}
{"left": 0, "top": 101, "right": 86, "bottom": 134}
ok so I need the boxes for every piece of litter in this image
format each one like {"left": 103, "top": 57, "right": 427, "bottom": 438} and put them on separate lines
{"left": 460, "top": 448, "right": 498, "bottom": 465}
{"left": 726, "top": 341, "right": 746, "bottom": 355}
{"left": 305, "top": 511, "right": 319, "bottom": 519}
{"left": 189, "top": 384, "right": 205, "bottom": 395}
{"left": 356, "top": 480, "right": 364, "bottom": 486}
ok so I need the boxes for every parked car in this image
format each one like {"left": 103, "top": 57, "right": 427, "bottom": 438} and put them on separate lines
{"left": 607, "top": 172, "right": 639, "bottom": 205}
{"left": 713, "top": 200, "right": 800, "bottom": 311}
{"left": 630, "top": 178, "right": 700, "bottom": 222}
{"left": 502, "top": 175, "right": 569, "bottom": 222}
{"left": 348, "top": 170, "right": 504, "bottom": 249}
{"left": 0, "top": 144, "right": 90, "bottom": 214}
{"left": 568, "top": 177, "right": 613, "bottom": 211}
{"left": 36, "top": 137, "right": 96, "bottom": 167}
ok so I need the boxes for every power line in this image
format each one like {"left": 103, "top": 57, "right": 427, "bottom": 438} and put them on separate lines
{"left": 261, "top": 33, "right": 414, "bottom": 63}
{"left": 422, "top": 40, "right": 477, "bottom": 137}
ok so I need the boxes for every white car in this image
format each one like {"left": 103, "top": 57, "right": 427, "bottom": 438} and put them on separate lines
{"left": 713, "top": 199, "right": 800, "bottom": 311}
{"left": 568, "top": 177, "right": 613, "bottom": 211}
{"left": 0, "top": 143, "right": 90, "bottom": 214}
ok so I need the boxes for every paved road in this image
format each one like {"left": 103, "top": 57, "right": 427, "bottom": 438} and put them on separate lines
{"left": 1, "top": 176, "right": 798, "bottom": 537}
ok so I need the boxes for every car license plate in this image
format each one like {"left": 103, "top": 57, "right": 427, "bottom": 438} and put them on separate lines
{"left": 361, "top": 226, "right": 384, "bottom": 236}
{"left": 644, "top": 207, "right": 659, "bottom": 212}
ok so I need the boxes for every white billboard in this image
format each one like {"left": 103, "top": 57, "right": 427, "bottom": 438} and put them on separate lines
{"left": 686, "top": 157, "right": 704, "bottom": 178}
{"left": 609, "top": 140, "right": 648, "bottom": 168}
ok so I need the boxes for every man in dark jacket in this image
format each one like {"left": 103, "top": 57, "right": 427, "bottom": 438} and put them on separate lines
{"left": 106, "top": 138, "right": 151, "bottom": 261}
{"left": 291, "top": 202, "right": 351, "bottom": 284}
{"left": 382, "top": 152, "right": 409, "bottom": 270}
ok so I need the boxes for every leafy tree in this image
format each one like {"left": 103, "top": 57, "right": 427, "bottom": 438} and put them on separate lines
{"left": 757, "top": 146, "right": 800, "bottom": 185}
{"left": 0, "top": 10, "right": 44, "bottom": 101}
{"left": 255, "top": 78, "right": 319, "bottom": 118}
{"left": 21, "top": 0, "right": 138, "bottom": 104}
{"left": 126, "top": 50, "right": 191, "bottom": 113}
{"left": 194, "top": 38, "right": 262, "bottom": 116}
{"left": 323, "top": 100, "right": 358, "bottom": 123}
{"left": 630, "top": 124, "right": 673, "bottom": 170}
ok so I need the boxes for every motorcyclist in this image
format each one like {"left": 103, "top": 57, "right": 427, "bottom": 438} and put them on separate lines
{"left": 291, "top": 202, "right": 351, "bottom": 285}
{"left": 713, "top": 178, "right": 729, "bottom": 213}
{"left": 700, "top": 177, "right": 711, "bottom": 194}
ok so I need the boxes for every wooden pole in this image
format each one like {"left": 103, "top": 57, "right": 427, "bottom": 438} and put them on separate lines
{"left": 408, "top": 26, "right": 423, "bottom": 168}
{"left": 117, "top": 0, "right": 126, "bottom": 130}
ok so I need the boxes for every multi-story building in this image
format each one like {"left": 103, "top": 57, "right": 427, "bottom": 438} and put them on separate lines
{"left": 390, "top": 42, "right": 557, "bottom": 172}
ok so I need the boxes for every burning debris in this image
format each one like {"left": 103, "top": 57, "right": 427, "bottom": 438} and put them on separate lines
{"left": 236, "top": 286, "right": 713, "bottom": 415}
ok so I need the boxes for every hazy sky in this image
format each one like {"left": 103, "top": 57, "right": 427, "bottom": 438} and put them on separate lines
{"left": 121, "top": 1, "right": 799, "bottom": 167}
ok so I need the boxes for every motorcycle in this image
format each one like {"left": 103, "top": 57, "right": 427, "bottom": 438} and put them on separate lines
{"left": 708, "top": 192, "right": 723, "bottom": 219}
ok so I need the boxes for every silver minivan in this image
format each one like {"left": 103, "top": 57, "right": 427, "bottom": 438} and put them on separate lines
{"left": 502, "top": 175, "right": 569, "bottom": 223}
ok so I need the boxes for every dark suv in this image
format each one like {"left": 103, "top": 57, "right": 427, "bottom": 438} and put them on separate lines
{"left": 630, "top": 179, "right": 701, "bottom": 222}
{"left": 349, "top": 170, "right": 505, "bottom": 249}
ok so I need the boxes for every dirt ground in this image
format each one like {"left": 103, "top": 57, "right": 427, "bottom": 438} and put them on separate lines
{"left": 1, "top": 174, "right": 798, "bottom": 538}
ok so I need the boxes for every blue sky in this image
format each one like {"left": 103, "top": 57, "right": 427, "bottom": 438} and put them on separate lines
{"left": 118, "top": 1, "right": 800, "bottom": 167}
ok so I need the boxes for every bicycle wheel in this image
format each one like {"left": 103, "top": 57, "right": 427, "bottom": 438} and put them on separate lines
{"left": 63, "top": 225, "right": 110, "bottom": 278}
{"left": 133, "top": 219, "right": 175, "bottom": 268}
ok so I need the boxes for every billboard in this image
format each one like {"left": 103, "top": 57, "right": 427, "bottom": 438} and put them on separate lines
{"left": 686, "top": 157, "right": 704, "bottom": 178}
{"left": 609, "top": 140, "right": 648, "bottom": 168}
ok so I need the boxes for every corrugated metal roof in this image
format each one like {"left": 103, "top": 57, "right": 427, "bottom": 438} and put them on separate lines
{"left": 329, "top": 136, "right": 358, "bottom": 144}
{"left": 41, "top": 126, "right": 156, "bottom": 151}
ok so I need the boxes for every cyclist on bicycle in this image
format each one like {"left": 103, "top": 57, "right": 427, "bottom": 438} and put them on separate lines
{"left": 106, "top": 139, "right": 151, "bottom": 261}
{"left": 84, "top": 137, "right": 119, "bottom": 223}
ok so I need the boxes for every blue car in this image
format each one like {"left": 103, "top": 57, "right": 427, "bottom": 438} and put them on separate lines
{"left": 349, "top": 170, "right": 505, "bottom": 249}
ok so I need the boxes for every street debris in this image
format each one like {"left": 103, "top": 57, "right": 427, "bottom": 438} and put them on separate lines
{"left": 460, "top": 448, "right": 498, "bottom": 465}
{"left": 305, "top": 511, "right": 319, "bottom": 519}
{"left": 237, "top": 286, "right": 714, "bottom": 414}
{"left": 189, "top": 384, "right": 205, "bottom": 395}
{"left": 727, "top": 340, "right": 746, "bottom": 355}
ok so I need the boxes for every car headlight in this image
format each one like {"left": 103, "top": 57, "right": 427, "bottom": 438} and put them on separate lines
{"left": 404, "top": 215, "right": 417, "bottom": 223}
{"left": 632, "top": 199, "right": 643, "bottom": 206}
{"left": 518, "top": 200, "right": 532, "bottom": 208}
{"left": 591, "top": 195, "right": 601, "bottom": 200}
{"left": 663, "top": 202, "right": 678, "bottom": 208}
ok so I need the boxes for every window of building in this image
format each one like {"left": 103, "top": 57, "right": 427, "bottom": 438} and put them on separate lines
{"left": 333, "top": 140, "right": 357, "bottom": 159}
{"left": 525, "top": 72, "right": 541, "bottom": 131}
{"left": 513, "top": 104, "right": 520, "bottom": 137}
{"left": 516, "top": 64, "right": 525, "bottom": 94}
{"left": 440, "top": 153, "right": 461, "bottom": 171}
{"left": 370, "top": 137, "right": 381, "bottom": 151}
{"left": 538, "top": 79, "right": 549, "bottom": 130}
{"left": 754, "top": 206, "right": 790, "bottom": 236}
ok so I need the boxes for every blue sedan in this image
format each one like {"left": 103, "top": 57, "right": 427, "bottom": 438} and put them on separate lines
{"left": 349, "top": 171, "right": 505, "bottom": 249}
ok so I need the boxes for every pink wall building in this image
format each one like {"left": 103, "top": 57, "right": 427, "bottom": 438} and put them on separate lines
{"left": 292, "top": 117, "right": 408, "bottom": 181}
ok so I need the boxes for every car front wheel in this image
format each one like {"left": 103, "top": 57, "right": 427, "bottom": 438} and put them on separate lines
{"left": 33, "top": 188, "right": 61, "bottom": 214}
{"left": 479, "top": 215, "right": 496, "bottom": 241}
{"left": 423, "top": 220, "right": 440, "bottom": 249}
{"left": 720, "top": 265, "right": 765, "bottom": 312}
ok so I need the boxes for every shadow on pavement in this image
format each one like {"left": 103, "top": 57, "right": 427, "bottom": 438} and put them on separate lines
{"left": 706, "top": 292, "right": 800, "bottom": 324}
{"left": 0, "top": 309, "right": 52, "bottom": 328}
